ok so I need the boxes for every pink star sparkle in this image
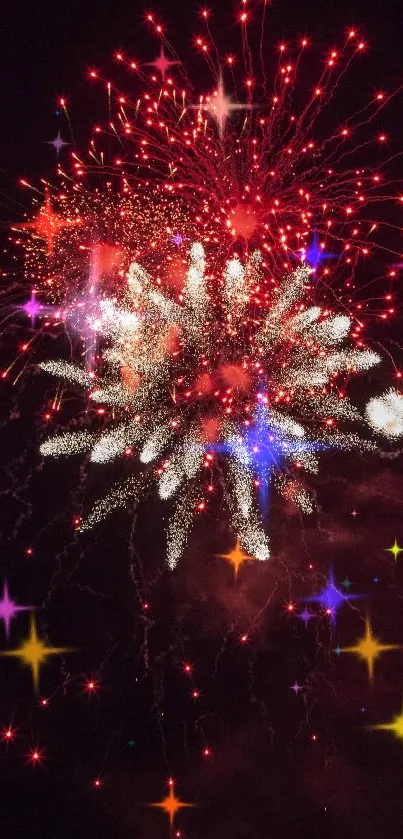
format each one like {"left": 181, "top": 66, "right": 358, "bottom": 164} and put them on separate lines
{"left": 0, "top": 580, "right": 32, "bottom": 639}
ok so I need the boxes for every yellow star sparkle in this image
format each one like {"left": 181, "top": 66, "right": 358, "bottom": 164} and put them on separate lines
{"left": 1, "top": 613, "right": 72, "bottom": 692}
{"left": 340, "top": 618, "right": 401, "bottom": 681}
{"left": 370, "top": 704, "right": 403, "bottom": 742}
{"left": 385, "top": 538, "right": 403, "bottom": 562}
{"left": 150, "top": 782, "right": 193, "bottom": 828}
{"left": 217, "top": 541, "right": 256, "bottom": 578}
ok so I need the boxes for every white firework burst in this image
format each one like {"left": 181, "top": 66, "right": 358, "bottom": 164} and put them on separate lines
{"left": 365, "top": 389, "right": 403, "bottom": 438}
{"left": 39, "top": 244, "right": 381, "bottom": 569}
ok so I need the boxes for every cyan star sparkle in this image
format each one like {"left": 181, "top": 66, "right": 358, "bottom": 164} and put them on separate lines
{"left": 341, "top": 577, "right": 352, "bottom": 590}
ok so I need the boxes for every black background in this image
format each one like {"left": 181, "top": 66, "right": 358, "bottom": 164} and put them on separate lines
{"left": 1, "top": 1, "right": 403, "bottom": 838}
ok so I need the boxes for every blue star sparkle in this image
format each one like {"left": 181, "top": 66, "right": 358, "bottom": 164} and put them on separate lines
{"left": 211, "top": 397, "right": 331, "bottom": 514}
{"left": 301, "top": 568, "right": 363, "bottom": 625}
{"left": 299, "top": 232, "right": 337, "bottom": 274}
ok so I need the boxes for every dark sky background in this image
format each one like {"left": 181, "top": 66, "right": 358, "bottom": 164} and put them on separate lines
{"left": 1, "top": 1, "right": 403, "bottom": 838}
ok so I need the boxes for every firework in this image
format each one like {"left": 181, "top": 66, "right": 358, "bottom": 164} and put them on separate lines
{"left": 39, "top": 247, "right": 380, "bottom": 568}
{"left": 13, "top": 12, "right": 402, "bottom": 327}
{"left": 10, "top": 7, "right": 402, "bottom": 566}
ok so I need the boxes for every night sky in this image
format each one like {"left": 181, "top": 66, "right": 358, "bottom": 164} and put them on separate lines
{"left": 1, "top": 1, "right": 403, "bottom": 838}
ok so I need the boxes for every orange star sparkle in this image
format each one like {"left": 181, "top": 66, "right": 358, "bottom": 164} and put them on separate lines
{"left": 16, "top": 192, "right": 75, "bottom": 255}
{"left": 340, "top": 618, "right": 401, "bottom": 681}
{"left": 218, "top": 540, "right": 256, "bottom": 578}
{"left": 150, "top": 781, "right": 193, "bottom": 828}
{"left": 1, "top": 613, "right": 72, "bottom": 692}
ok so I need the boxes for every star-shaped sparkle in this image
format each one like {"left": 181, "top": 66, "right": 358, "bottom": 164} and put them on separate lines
{"left": 18, "top": 290, "right": 43, "bottom": 327}
{"left": 199, "top": 71, "right": 249, "bottom": 138}
{"left": 46, "top": 130, "right": 69, "bottom": 157}
{"left": 241, "top": 399, "right": 330, "bottom": 513}
{"left": 15, "top": 192, "right": 74, "bottom": 256}
{"left": 299, "top": 231, "right": 337, "bottom": 274}
{"left": 150, "top": 782, "right": 193, "bottom": 829}
{"left": 290, "top": 681, "right": 303, "bottom": 694}
{"left": 301, "top": 568, "right": 362, "bottom": 625}
{"left": 297, "top": 607, "right": 314, "bottom": 627}
{"left": 212, "top": 397, "right": 330, "bottom": 515}
{"left": 217, "top": 540, "right": 256, "bottom": 578}
{"left": 1, "top": 614, "right": 72, "bottom": 692}
{"left": 385, "top": 538, "right": 403, "bottom": 562}
{"left": 0, "top": 580, "right": 32, "bottom": 639}
{"left": 145, "top": 45, "right": 180, "bottom": 81}
{"left": 371, "top": 704, "right": 403, "bottom": 742}
{"left": 339, "top": 618, "right": 401, "bottom": 681}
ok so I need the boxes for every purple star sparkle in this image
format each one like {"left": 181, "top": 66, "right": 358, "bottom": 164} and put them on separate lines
{"left": 301, "top": 568, "right": 363, "bottom": 626}
{"left": 0, "top": 580, "right": 32, "bottom": 639}
{"left": 19, "top": 291, "right": 42, "bottom": 327}
{"left": 290, "top": 681, "right": 303, "bottom": 694}
{"left": 297, "top": 607, "right": 314, "bottom": 627}
{"left": 46, "top": 130, "right": 69, "bottom": 157}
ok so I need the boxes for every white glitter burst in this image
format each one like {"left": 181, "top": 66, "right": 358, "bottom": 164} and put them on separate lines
{"left": 39, "top": 246, "right": 384, "bottom": 568}
{"left": 40, "top": 429, "right": 95, "bottom": 457}
{"left": 39, "top": 360, "right": 91, "bottom": 388}
{"left": 365, "top": 389, "right": 403, "bottom": 438}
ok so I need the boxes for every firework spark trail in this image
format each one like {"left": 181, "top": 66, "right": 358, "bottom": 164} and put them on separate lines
{"left": 13, "top": 16, "right": 403, "bottom": 325}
